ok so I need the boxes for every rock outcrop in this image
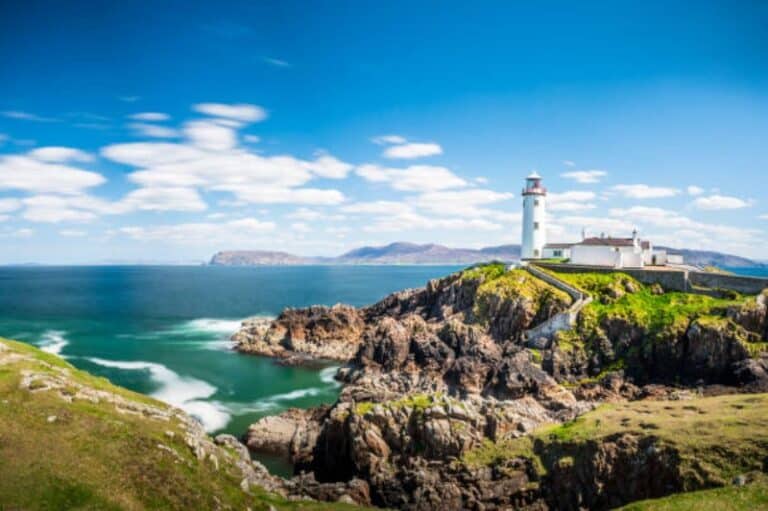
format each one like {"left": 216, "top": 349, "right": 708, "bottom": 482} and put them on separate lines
{"left": 233, "top": 264, "right": 768, "bottom": 510}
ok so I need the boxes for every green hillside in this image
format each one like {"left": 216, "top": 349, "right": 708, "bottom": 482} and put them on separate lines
{"left": 0, "top": 338, "right": 360, "bottom": 511}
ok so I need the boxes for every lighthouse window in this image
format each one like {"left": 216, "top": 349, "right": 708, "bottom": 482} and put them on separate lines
{"left": 534, "top": 222, "right": 540, "bottom": 230}
{"left": 534, "top": 200, "right": 539, "bottom": 206}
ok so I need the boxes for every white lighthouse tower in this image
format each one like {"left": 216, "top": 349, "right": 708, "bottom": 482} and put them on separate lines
{"left": 521, "top": 172, "right": 547, "bottom": 259}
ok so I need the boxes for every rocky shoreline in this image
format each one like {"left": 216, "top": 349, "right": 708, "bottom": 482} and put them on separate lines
{"left": 232, "top": 264, "right": 768, "bottom": 510}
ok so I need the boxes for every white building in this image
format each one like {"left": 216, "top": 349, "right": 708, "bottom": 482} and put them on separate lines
{"left": 521, "top": 172, "right": 547, "bottom": 259}
{"left": 519, "top": 173, "right": 683, "bottom": 268}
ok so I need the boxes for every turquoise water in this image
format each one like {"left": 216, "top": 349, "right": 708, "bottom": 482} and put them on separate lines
{"left": 0, "top": 265, "right": 460, "bottom": 473}
{"left": 727, "top": 266, "right": 768, "bottom": 278}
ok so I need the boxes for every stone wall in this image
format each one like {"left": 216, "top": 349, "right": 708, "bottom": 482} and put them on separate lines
{"left": 534, "top": 263, "right": 768, "bottom": 296}
{"left": 522, "top": 264, "right": 592, "bottom": 348}
{"left": 689, "top": 272, "right": 768, "bottom": 295}
{"left": 534, "top": 263, "right": 690, "bottom": 292}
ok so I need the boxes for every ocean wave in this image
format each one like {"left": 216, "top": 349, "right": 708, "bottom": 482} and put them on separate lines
{"left": 85, "top": 357, "right": 230, "bottom": 432}
{"left": 319, "top": 366, "right": 340, "bottom": 385}
{"left": 39, "top": 330, "right": 68, "bottom": 356}
{"left": 179, "top": 318, "right": 243, "bottom": 335}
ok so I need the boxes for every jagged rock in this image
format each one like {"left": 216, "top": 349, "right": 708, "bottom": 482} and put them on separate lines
{"left": 234, "top": 305, "right": 365, "bottom": 361}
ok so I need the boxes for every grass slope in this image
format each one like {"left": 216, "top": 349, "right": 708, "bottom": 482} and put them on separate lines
{"left": 463, "top": 393, "right": 768, "bottom": 504}
{"left": 0, "top": 338, "right": 360, "bottom": 511}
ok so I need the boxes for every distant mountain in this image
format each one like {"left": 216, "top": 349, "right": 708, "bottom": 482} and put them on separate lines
{"left": 210, "top": 250, "right": 313, "bottom": 265}
{"left": 210, "top": 243, "right": 521, "bottom": 266}
{"left": 657, "top": 247, "right": 766, "bottom": 269}
{"left": 210, "top": 242, "right": 764, "bottom": 268}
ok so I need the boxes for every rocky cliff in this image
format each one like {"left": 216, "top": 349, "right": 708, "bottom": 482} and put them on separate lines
{"left": 234, "top": 263, "right": 768, "bottom": 510}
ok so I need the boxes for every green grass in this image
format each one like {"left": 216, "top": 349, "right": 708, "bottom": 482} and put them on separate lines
{"left": 618, "top": 475, "right": 768, "bottom": 510}
{"left": 0, "top": 338, "right": 364, "bottom": 511}
{"left": 354, "top": 392, "right": 450, "bottom": 416}
{"left": 461, "top": 264, "right": 572, "bottom": 326}
{"left": 535, "top": 270, "right": 765, "bottom": 367}
{"left": 462, "top": 393, "right": 768, "bottom": 488}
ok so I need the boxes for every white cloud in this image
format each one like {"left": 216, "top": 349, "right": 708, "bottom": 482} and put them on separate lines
{"left": 383, "top": 142, "right": 442, "bottom": 159}
{"left": 28, "top": 146, "right": 93, "bottom": 163}
{"left": 607, "top": 206, "right": 761, "bottom": 245}
{"left": 192, "top": 103, "right": 267, "bottom": 123}
{"left": 612, "top": 184, "right": 680, "bottom": 199}
{"left": 0, "top": 134, "right": 7, "bottom": 145}
{"left": 0, "top": 198, "right": 22, "bottom": 213}
{"left": 2, "top": 111, "right": 57, "bottom": 122}
{"left": 102, "top": 135, "right": 349, "bottom": 206}
{"left": 412, "top": 189, "right": 515, "bottom": 218}
{"left": 356, "top": 164, "right": 466, "bottom": 192}
{"left": 291, "top": 222, "right": 311, "bottom": 233}
{"left": 308, "top": 154, "right": 353, "bottom": 179}
{"left": 243, "top": 134, "right": 261, "bottom": 143}
{"left": 691, "top": 195, "right": 751, "bottom": 210}
{"left": 11, "top": 228, "right": 34, "bottom": 238}
{"left": 760, "top": 214, "right": 768, "bottom": 220}
{"left": 0, "top": 155, "right": 105, "bottom": 194}
{"left": 183, "top": 120, "right": 237, "bottom": 151}
{"left": 561, "top": 170, "right": 606, "bottom": 184}
{"left": 128, "top": 123, "right": 180, "bottom": 138}
{"left": 118, "top": 96, "right": 141, "bottom": 103}
{"left": 371, "top": 134, "right": 407, "bottom": 145}
{"left": 262, "top": 57, "right": 291, "bottom": 68}
{"left": 59, "top": 229, "right": 88, "bottom": 237}
{"left": 119, "top": 217, "right": 275, "bottom": 243}
{"left": 562, "top": 160, "right": 576, "bottom": 167}
{"left": 342, "top": 201, "right": 413, "bottom": 215}
{"left": 557, "top": 215, "right": 636, "bottom": 235}
{"left": 128, "top": 112, "right": 170, "bottom": 121}
{"left": 118, "top": 187, "right": 207, "bottom": 212}
{"left": 687, "top": 185, "right": 705, "bottom": 196}
{"left": 364, "top": 211, "right": 502, "bottom": 233}
{"left": 548, "top": 191, "right": 597, "bottom": 211}
{"left": 288, "top": 208, "right": 323, "bottom": 221}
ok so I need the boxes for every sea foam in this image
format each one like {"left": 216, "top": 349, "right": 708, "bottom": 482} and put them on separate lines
{"left": 39, "top": 330, "right": 69, "bottom": 356}
{"left": 85, "top": 357, "right": 230, "bottom": 432}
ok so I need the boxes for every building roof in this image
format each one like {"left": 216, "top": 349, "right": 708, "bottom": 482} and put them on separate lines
{"left": 544, "top": 243, "right": 575, "bottom": 249}
{"left": 576, "top": 237, "right": 650, "bottom": 249}
{"left": 526, "top": 171, "right": 541, "bottom": 179}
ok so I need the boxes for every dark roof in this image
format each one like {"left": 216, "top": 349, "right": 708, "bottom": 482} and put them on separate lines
{"left": 577, "top": 237, "right": 651, "bottom": 248}
{"left": 544, "top": 243, "right": 575, "bottom": 249}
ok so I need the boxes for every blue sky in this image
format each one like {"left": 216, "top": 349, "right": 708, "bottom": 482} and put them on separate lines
{"left": 1, "top": 0, "right": 767, "bottom": 263}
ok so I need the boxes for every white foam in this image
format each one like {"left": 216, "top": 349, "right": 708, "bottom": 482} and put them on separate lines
{"left": 319, "top": 366, "right": 340, "bottom": 385}
{"left": 39, "top": 330, "right": 68, "bottom": 356}
{"left": 182, "top": 318, "right": 243, "bottom": 335}
{"left": 85, "top": 357, "right": 230, "bottom": 432}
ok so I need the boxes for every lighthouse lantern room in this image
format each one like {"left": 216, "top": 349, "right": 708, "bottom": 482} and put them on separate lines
{"left": 521, "top": 172, "right": 547, "bottom": 259}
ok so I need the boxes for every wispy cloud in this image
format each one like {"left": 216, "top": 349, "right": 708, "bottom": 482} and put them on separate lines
{"left": 128, "top": 112, "right": 170, "bottom": 121}
{"left": 687, "top": 185, "right": 705, "bottom": 196}
{"left": 612, "top": 184, "right": 680, "bottom": 199}
{"left": 561, "top": 170, "right": 606, "bottom": 184}
{"left": 192, "top": 103, "right": 267, "bottom": 122}
{"left": 262, "top": 57, "right": 291, "bottom": 68}
{"left": 2, "top": 110, "right": 58, "bottom": 122}
{"left": 383, "top": 142, "right": 442, "bottom": 159}
{"left": 691, "top": 194, "right": 751, "bottom": 210}
{"left": 128, "top": 122, "right": 180, "bottom": 139}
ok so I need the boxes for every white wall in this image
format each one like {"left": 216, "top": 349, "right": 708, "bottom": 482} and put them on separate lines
{"left": 542, "top": 247, "right": 571, "bottom": 259}
{"left": 570, "top": 245, "right": 622, "bottom": 267}
{"left": 522, "top": 192, "right": 547, "bottom": 259}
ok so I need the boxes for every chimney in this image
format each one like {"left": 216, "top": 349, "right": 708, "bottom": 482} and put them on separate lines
{"left": 632, "top": 228, "right": 639, "bottom": 248}
{"left": 581, "top": 227, "right": 586, "bottom": 241}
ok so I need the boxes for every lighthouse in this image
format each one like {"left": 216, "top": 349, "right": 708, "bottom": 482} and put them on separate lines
{"left": 521, "top": 172, "right": 547, "bottom": 259}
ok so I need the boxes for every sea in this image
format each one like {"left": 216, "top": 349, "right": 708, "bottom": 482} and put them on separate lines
{"left": 0, "top": 264, "right": 461, "bottom": 474}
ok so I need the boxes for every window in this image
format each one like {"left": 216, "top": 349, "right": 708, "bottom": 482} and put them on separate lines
{"left": 534, "top": 199, "right": 540, "bottom": 207}
{"left": 534, "top": 249, "right": 540, "bottom": 257}
{"left": 534, "top": 222, "right": 540, "bottom": 230}
{"left": 554, "top": 250, "right": 562, "bottom": 257}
